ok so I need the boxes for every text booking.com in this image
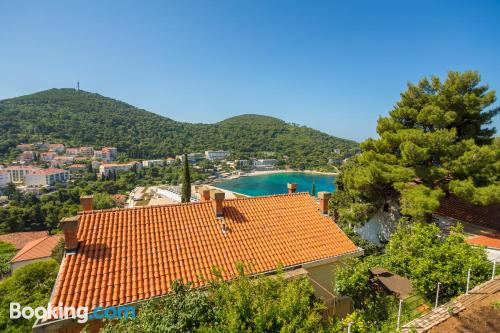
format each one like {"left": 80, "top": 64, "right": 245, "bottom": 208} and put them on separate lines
{"left": 10, "top": 302, "right": 136, "bottom": 324}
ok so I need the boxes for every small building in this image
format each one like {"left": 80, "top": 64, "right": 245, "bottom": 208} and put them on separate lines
{"left": 176, "top": 153, "right": 205, "bottom": 163}
{"left": 19, "top": 150, "right": 36, "bottom": 162}
{"left": 41, "top": 151, "right": 57, "bottom": 162}
{"left": 65, "top": 147, "right": 79, "bottom": 156}
{"left": 253, "top": 158, "right": 278, "bottom": 170}
{"left": 24, "top": 168, "right": 69, "bottom": 187}
{"left": 48, "top": 144, "right": 65, "bottom": 153}
{"left": 10, "top": 234, "right": 63, "bottom": 271}
{"left": 205, "top": 150, "right": 230, "bottom": 160}
{"left": 51, "top": 156, "right": 75, "bottom": 167}
{"left": 102, "top": 147, "right": 118, "bottom": 160}
{"left": 99, "top": 162, "right": 140, "bottom": 176}
{"left": 165, "top": 157, "right": 176, "bottom": 165}
{"left": 5, "top": 165, "right": 40, "bottom": 183}
{"left": 79, "top": 146, "right": 94, "bottom": 156}
{"left": 142, "top": 159, "right": 165, "bottom": 168}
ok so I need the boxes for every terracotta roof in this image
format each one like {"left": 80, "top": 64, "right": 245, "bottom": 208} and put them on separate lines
{"left": 0, "top": 231, "right": 48, "bottom": 250}
{"left": 466, "top": 233, "right": 500, "bottom": 249}
{"left": 51, "top": 193, "right": 358, "bottom": 311}
{"left": 435, "top": 196, "right": 500, "bottom": 231}
{"left": 29, "top": 168, "right": 67, "bottom": 175}
{"left": 11, "top": 234, "right": 63, "bottom": 263}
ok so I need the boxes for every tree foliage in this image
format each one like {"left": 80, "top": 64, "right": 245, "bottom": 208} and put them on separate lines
{"left": 0, "top": 89, "right": 358, "bottom": 168}
{"left": 0, "top": 260, "right": 59, "bottom": 333}
{"left": 334, "top": 71, "right": 499, "bottom": 223}
{"left": 181, "top": 154, "right": 191, "bottom": 203}
{"left": 383, "top": 222, "right": 491, "bottom": 299}
{"left": 0, "top": 241, "right": 16, "bottom": 277}
{"left": 102, "top": 267, "right": 326, "bottom": 333}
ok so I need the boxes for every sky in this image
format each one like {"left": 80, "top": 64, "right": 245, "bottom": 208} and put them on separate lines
{"left": 1, "top": 0, "right": 499, "bottom": 142}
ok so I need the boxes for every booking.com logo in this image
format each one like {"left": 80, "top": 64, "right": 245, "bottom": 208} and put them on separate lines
{"left": 10, "top": 302, "right": 136, "bottom": 323}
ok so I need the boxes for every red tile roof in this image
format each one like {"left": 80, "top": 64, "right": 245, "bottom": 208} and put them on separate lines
{"left": 0, "top": 231, "right": 48, "bottom": 250}
{"left": 30, "top": 168, "right": 67, "bottom": 175}
{"left": 466, "top": 233, "right": 500, "bottom": 249}
{"left": 435, "top": 196, "right": 500, "bottom": 231}
{"left": 10, "top": 234, "right": 63, "bottom": 263}
{"left": 51, "top": 193, "right": 358, "bottom": 311}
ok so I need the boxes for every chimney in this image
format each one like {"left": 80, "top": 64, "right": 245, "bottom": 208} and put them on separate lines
{"left": 80, "top": 195, "right": 93, "bottom": 211}
{"left": 60, "top": 216, "right": 79, "bottom": 251}
{"left": 210, "top": 190, "right": 225, "bottom": 218}
{"left": 318, "top": 191, "right": 331, "bottom": 215}
{"left": 287, "top": 183, "right": 297, "bottom": 194}
{"left": 199, "top": 187, "right": 211, "bottom": 202}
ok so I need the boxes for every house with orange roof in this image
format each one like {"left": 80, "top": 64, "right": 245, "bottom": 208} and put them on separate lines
{"left": 33, "top": 186, "right": 361, "bottom": 332}
{"left": 10, "top": 234, "right": 63, "bottom": 271}
{"left": 0, "top": 231, "right": 48, "bottom": 251}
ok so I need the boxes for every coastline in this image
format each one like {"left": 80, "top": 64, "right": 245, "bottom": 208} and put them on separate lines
{"left": 211, "top": 168, "right": 338, "bottom": 183}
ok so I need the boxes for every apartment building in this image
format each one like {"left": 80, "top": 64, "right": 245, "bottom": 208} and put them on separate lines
{"left": 205, "top": 150, "right": 230, "bottom": 160}
{"left": 79, "top": 147, "right": 94, "bottom": 156}
{"left": 142, "top": 159, "right": 165, "bottom": 168}
{"left": 99, "top": 162, "right": 140, "bottom": 176}
{"left": 5, "top": 166, "right": 40, "bottom": 183}
{"left": 24, "top": 168, "right": 69, "bottom": 187}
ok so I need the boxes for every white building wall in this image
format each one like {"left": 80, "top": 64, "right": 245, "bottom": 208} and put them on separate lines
{"left": 0, "top": 172, "right": 10, "bottom": 188}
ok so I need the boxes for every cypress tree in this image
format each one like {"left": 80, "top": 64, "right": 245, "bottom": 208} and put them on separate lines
{"left": 181, "top": 154, "right": 191, "bottom": 203}
{"left": 311, "top": 179, "right": 316, "bottom": 197}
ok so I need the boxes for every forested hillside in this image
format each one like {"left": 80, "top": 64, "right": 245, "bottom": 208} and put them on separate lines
{"left": 0, "top": 89, "right": 358, "bottom": 165}
{"left": 0, "top": 89, "right": 358, "bottom": 167}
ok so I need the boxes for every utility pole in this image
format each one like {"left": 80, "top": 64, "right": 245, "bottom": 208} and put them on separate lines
{"left": 466, "top": 268, "right": 471, "bottom": 294}
{"left": 435, "top": 282, "right": 440, "bottom": 309}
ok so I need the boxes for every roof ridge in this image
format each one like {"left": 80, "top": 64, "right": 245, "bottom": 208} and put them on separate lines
{"left": 11, "top": 236, "right": 49, "bottom": 261}
{"left": 79, "top": 192, "right": 313, "bottom": 215}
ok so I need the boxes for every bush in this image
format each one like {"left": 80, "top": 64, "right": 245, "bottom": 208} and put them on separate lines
{"left": 0, "top": 260, "right": 59, "bottom": 332}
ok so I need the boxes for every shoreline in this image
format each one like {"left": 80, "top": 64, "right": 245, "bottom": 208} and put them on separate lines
{"left": 210, "top": 168, "right": 338, "bottom": 183}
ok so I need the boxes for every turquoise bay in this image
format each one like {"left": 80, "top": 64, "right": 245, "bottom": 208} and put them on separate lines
{"left": 215, "top": 172, "right": 336, "bottom": 197}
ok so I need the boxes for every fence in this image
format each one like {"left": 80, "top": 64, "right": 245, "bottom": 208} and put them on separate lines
{"left": 345, "top": 261, "right": 499, "bottom": 332}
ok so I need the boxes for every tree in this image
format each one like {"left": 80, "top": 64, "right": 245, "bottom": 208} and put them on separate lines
{"left": 51, "top": 238, "right": 65, "bottom": 264}
{"left": 92, "top": 193, "right": 116, "bottom": 210}
{"left": 0, "top": 260, "right": 59, "bottom": 332}
{"left": 181, "top": 154, "right": 191, "bottom": 203}
{"left": 383, "top": 222, "right": 491, "bottom": 298}
{"left": 311, "top": 178, "right": 316, "bottom": 196}
{"left": 0, "top": 241, "right": 16, "bottom": 277}
{"left": 335, "top": 71, "right": 499, "bottom": 223}
{"left": 101, "top": 280, "right": 213, "bottom": 333}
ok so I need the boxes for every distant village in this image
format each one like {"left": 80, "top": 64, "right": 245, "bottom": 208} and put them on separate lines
{"left": 0, "top": 142, "right": 330, "bottom": 195}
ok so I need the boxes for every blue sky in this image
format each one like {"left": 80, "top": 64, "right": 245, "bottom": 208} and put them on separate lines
{"left": 1, "top": 0, "right": 499, "bottom": 141}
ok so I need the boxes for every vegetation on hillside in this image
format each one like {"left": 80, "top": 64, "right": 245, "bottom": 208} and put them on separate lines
{"left": 0, "top": 89, "right": 358, "bottom": 167}
{"left": 331, "top": 71, "right": 500, "bottom": 225}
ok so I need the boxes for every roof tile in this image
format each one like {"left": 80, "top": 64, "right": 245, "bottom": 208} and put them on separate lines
{"left": 51, "top": 193, "right": 358, "bottom": 311}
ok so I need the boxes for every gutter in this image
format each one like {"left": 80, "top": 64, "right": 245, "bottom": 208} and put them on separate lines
{"left": 32, "top": 247, "right": 363, "bottom": 332}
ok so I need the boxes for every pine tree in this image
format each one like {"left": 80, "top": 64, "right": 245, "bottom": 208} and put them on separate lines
{"left": 181, "top": 154, "right": 191, "bottom": 203}
{"left": 335, "top": 71, "right": 499, "bottom": 224}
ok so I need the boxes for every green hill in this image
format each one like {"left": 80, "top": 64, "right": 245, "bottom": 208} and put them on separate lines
{"left": 0, "top": 88, "right": 358, "bottom": 167}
